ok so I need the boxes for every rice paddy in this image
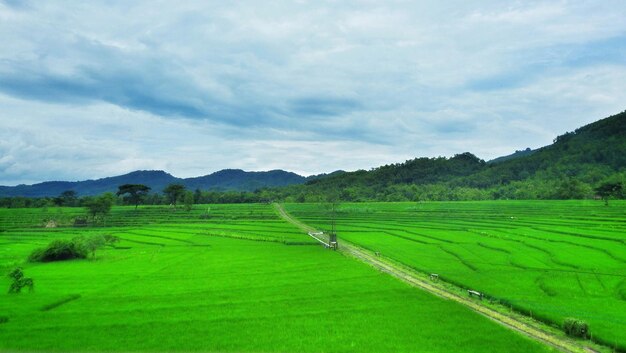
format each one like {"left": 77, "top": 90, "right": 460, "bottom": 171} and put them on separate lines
{"left": 0, "top": 204, "right": 555, "bottom": 352}
{"left": 284, "top": 200, "right": 626, "bottom": 350}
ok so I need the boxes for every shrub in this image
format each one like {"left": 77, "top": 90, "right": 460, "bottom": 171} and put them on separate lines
{"left": 28, "top": 235, "right": 120, "bottom": 262}
{"left": 7, "top": 267, "right": 34, "bottom": 293}
{"left": 563, "top": 318, "right": 589, "bottom": 339}
{"left": 29, "top": 238, "right": 88, "bottom": 262}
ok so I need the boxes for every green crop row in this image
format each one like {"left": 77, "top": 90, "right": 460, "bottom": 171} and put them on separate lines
{"left": 285, "top": 200, "right": 626, "bottom": 350}
{"left": 0, "top": 203, "right": 555, "bottom": 352}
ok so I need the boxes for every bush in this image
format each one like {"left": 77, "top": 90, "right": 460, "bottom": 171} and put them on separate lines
{"left": 7, "top": 267, "right": 34, "bottom": 293}
{"left": 28, "top": 238, "right": 88, "bottom": 262}
{"left": 28, "top": 235, "right": 120, "bottom": 262}
{"left": 563, "top": 318, "right": 589, "bottom": 339}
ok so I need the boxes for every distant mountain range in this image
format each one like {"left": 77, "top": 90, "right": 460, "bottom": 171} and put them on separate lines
{"left": 3, "top": 110, "right": 624, "bottom": 200}
{"left": 0, "top": 169, "right": 336, "bottom": 197}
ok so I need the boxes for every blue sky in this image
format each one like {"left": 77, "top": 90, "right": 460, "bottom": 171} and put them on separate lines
{"left": 1, "top": 1, "right": 625, "bottom": 185}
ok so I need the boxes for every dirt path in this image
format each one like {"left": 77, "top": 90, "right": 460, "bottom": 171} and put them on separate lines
{"left": 274, "top": 203, "right": 593, "bottom": 353}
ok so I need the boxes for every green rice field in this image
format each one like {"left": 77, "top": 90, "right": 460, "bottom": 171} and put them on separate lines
{"left": 0, "top": 204, "right": 554, "bottom": 352}
{"left": 285, "top": 200, "right": 626, "bottom": 350}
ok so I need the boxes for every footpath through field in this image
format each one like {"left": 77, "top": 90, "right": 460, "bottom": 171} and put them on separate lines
{"left": 273, "top": 203, "right": 599, "bottom": 353}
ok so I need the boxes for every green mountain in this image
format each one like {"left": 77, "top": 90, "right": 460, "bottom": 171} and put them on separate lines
{"left": 279, "top": 110, "right": 626, "bottom": 201}
{"left": 0, "top": 169, "right": 308, "bottom": 197}
{"left": 460, "top": 110, "right": 626, "bottom": 189}
{"left": 487, "top": 148, "right": 535, "bottom": 164}
{"left": 2, "top": 110, "right": 624, "bottom": 201}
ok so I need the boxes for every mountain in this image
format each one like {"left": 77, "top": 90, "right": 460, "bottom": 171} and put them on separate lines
{"left": 0, "top": 169, "right": 309, "bottom": 197}
{"left": 184, "top": 169, "right": 306, "bottom": 192}
{"left": 3, "top": 110, "right": 625, "bottom": 201}
{"left": 305, "top": 170, "right": 346, "bottom": 181}
{"left": 487, "top": 148, "right": 535, "bottom": 164}
{"left": 459, "top": 110, "right": 626, "bottom": 189}
{"left": 304, "top": 152, "right": 486, "bottom": 189}
{"left": 282, "top": 110, "right": 626, "bottom": 201}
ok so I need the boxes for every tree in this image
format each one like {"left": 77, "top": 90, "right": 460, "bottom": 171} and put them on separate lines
{"left": 594, "top": 182, "right": 623, "bottom": 205}
{"left": 84, "top": 193, "right": 115, "bottom": 222}
{"left": 183, "top": 191, "right": 194, "bottom": 211}
{"left": 54, "top": 190, "right": 78, "bottom": 207}
{"left": 555, "top": 177, "right": 590, "bottom": 199}
{"left": 116, "top": 184, "right": 151, "bottom": 209}
{"left": 193, "top": 188, "right": 203, "bottom": 203}
{"left": 83, "top": 235, "right": 106, "bottom": 258}
{"left": 163, "top": 183, "right": 186, "bottom": 209}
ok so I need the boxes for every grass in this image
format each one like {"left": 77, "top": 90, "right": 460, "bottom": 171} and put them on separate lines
{"left": 284, "top": 200, "right": 626, "bottom": 351}
{"left": 0, "top": 204, "right": 555, "bottom": 352}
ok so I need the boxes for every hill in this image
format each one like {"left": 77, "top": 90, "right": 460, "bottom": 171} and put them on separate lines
{"left": 184, "top": 169, "right": 306, "bottom": 192}
{"left": 0, "top": 169, "right": 309, "bottom": 197}
{"left": 2, "top": 110, "right": 624, "bottom": 201}
{"left": 277, "top": 110, "right": 626, "bottom": 201}
{"left": 487, "top": 148, "right": 535, "bottom": 164}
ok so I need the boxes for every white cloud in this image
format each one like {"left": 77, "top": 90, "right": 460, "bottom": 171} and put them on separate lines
{"left": 0, "top": 1, "right": 625, "bottom": 185}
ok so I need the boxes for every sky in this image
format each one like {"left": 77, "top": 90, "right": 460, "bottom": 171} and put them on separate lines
{"left": 1, "top": 1, "right": 626, "bottom": 185}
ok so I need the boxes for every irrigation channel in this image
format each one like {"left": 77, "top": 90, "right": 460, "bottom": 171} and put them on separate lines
{"left": 273, "top": 204, "right": 604, "bottom": 353}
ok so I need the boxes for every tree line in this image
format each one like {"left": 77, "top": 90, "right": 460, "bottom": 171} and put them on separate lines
{"left": 0, "top": 183, "right": 275, "bottom": 209}
{"left": 1, "top": 178, "right": 623, "bottom": 211}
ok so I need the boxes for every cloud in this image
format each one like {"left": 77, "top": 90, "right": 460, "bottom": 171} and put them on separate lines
{"left": 287, "top": 96, "right": 362, "bottom": 117}
{"left": 0, "top": 37, "right": 266, "bottom": 125}
{"left": 1, "top": 1, "right": 626, "bottom": 184}
{"left": 0, "top": 0, "right": 29, "bottom": 10}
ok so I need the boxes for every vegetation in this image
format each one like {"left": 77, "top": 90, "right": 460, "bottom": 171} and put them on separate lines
{"left": 163, "top": 183, "right": 185, "bottom": 208}
{"left": 1, "top": 111, "right": 625, "bottom": 205}
{"left": 116, "top": 184, "right": 151, "bottom": 209}
{"left": 273, "top": 111, "right": 626, "bottom": 202}
{"left": 7, "top": 267, "right": 33, "bottom": 294}
{"left": 0, "top": 204, "right": 555, "bottom": 353}
{"left": 28, "top": 234, "right": 118, "bottom": 262}
{"left": 0, "top": 111, "right": 624, "bottom": 352}
{"left": 594, "top": 182, "right": 623, "bottom": 205}
{"left": 84, "top": 193, "right": 115, "bottom": 222}
{"left": 28, "top": 238, "right": 87, "bottom": 262}
{"left": 0, "top": 169, "right": 308, "bottom": 198}
{"left": 54, "top": 190, "right": 78, "bottom": 207}
{"left": 563, "top": 318, "right": 589, "bottom": 339}
{"left": 285, "top": 201, "right": 626, "bottom": 350}
{"left": 183, "top": 190, "right": 194, "bottom": 211}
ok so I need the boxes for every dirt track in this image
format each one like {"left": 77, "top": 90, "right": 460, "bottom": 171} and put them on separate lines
{"left": 274, "top": 203, "right": 593, "bottom": 353}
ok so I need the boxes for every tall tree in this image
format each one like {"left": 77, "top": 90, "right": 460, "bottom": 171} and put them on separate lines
{"left": 84, "top": 193, "right": 115, "bottom": 223}
{"left": 163, "top": 183, "right": 186, "bottom": 209}
{"left": 116, "top": 184, "right": 151, "bottom": 209}
{"left": 594, "top": 182, "right": 623, "bottom": 206}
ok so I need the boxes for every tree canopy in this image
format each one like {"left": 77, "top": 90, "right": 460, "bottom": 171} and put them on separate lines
{"left": 163, "top": 183, "right": 186, "bottom": 208}
{"left": 116, "top": 184, "right": 151, "bottom": 209}
{"left": 84, "top": 193, "right": 115, "bottom": 222}
{"left": 594, "top": 182, "right": 623, "bottom": 205}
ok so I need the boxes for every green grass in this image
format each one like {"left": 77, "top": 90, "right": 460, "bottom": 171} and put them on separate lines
{"left": 0, "top": 204, "right": 554, "bottom": 352}
{"left": 284, "top": 200, "right": 626, "bottom": 350}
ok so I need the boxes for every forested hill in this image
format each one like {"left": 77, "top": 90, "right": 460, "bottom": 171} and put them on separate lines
{"left": 487, "top": 148, "right": 535, "bottom": 164}
{"left": 278, "top": 110, "right": 626, "bottom": 201}
{"left": 0, "top": 169, "right": 308, "bottom": 197}
{"left": 458, "top": 110, "right": 626, "bottom": 190}
{"left": 2, "top": 110, "right": 624, "bottom": 201}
